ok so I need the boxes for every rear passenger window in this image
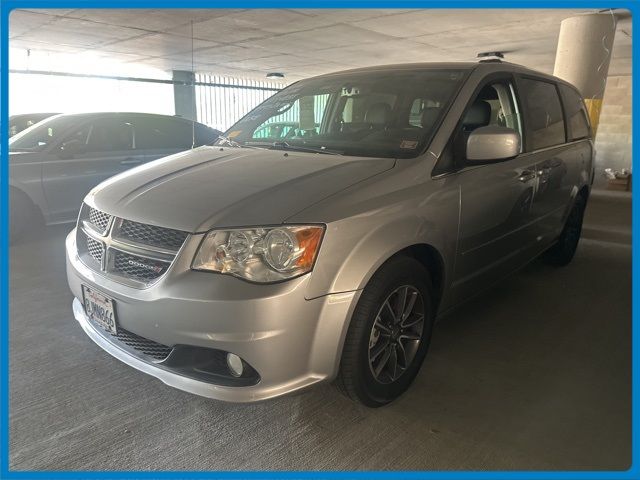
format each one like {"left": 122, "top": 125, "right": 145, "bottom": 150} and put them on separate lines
{"left": 560, "top": 85, "right": 591, "bottom": 141}
{"left": 519, "top": 78, "right": 566, "bottom": 150}
{"left": 135, "top": 117, "right": 193, "bottom": 150}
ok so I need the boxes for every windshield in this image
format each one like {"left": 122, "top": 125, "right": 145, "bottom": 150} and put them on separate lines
{"left": 9, "top": 113, "right": 58, "bottom": 137}
{"left": 218, "top": 69, "right": 468, "bottom": 158}
{"left": 9, "top": 115, "right": 77, "bottom": 152}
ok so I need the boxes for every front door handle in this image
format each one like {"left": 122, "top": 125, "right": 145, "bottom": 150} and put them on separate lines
{"left": 518, "top": 170, "right": 537, "bottom": 182}
{"left": 120, "top": 158, "right": 142, "bottom": 165}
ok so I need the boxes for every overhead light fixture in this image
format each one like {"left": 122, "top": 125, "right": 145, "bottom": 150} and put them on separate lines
{"left": 266, "top": 72, "right": 285, "bottom": 79}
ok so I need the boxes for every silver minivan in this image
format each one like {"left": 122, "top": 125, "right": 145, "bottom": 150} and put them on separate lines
{"left": 65, "top": 61, "right": 594, "bottom": 406}
{"left": 9, "top": 112, "right": 221, "bottom": 240}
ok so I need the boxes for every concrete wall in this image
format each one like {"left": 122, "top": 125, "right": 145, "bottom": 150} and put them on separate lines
{"left": 593, "top": 75, "right": 632, "bottom": 188}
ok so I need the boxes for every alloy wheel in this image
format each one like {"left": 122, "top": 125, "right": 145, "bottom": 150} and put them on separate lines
{"left": 368, "top": 285, "right": 425, "bottom": 384}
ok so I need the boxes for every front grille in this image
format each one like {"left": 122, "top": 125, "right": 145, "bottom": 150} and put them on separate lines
{"left": 89, "top": 208, "right": 111, "bottom": 233}
{"left": 77, "top": 205, "right": 189, "bottom": 287}
{"left": 111, "top": 327, "right": 172, "bottom": 361}
{"left": 118, "top": 220, "right": 188, "bottom": 251}
{"left": 112, "top": 250, "right": 170, "bottom": 282}
{"left": 86, "top": 236, "right": 104, "bottom": 263}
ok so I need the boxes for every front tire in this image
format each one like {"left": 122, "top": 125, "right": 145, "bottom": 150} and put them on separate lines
{"left": 544, "top": 193, "right": 586, "bottom": 266}
{"left": 336, "top": 256, "right": 435, "bottom": 407}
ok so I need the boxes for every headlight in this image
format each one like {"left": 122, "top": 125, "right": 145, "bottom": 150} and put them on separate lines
{"left": 192, "top": 225, "right": 325, "bottom": 283}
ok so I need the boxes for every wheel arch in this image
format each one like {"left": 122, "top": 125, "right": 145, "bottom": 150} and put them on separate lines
{"left": 316, "top": 240, "right": 449, "bottom": 382}
{"left": 346, "top": 241, "right": 447, "bottom": 319}
{"left": 9, "top": 182, "right": 45, "bottom": 220}
{"left": 398, "top": 243, "right": 445, "bottom": 312}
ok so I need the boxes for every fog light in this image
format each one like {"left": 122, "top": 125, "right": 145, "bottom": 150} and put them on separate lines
{"left": 226, "top": 353, "right": 244, "bottom": 377}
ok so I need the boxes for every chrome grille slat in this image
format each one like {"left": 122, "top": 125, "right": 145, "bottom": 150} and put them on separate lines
{"left": 109, "top": 236, "right": 176, "bottom": 262}
{"left": 76, "top": 205, "right": 188, "bottom": 287}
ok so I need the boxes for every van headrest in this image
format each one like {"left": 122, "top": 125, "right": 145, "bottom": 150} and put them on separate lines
{"left": 421, "top": 107, "right": 441, "bottom": 129}
{"left": 365, "top": 103, "right": 391, "bottom": 126}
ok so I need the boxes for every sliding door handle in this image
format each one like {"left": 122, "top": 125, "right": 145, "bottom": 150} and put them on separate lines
{"left": 518, "top": 170, "right": 537, "bottom": 182}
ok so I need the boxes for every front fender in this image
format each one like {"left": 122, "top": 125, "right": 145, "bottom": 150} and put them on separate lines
{"left": 303, "top": 180, "right": 460, "bottom": 310}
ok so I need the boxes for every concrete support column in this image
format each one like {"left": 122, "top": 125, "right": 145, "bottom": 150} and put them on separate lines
{"left": 173, "top": 70, "right": 197, "bottom": 121}
{"left": 554, "top": 13, "right": 617, "bottom": 136}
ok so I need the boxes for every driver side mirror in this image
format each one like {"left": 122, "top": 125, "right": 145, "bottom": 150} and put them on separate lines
{"left": 466, "top": 125, "right": 521, "bottom": 164}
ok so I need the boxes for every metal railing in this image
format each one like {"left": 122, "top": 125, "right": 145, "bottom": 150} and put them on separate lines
{"left": 195, "top": 74, "right": 287, "bottom": 132}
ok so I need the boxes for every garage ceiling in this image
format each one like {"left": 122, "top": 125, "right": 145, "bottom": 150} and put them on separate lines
{"left": 9, "top": 9, "right": 633, "bottom": 82}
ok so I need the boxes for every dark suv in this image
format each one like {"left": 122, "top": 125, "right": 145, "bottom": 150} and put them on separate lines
{"left": 9, "top": 112, "right": 221, "bottom": 240}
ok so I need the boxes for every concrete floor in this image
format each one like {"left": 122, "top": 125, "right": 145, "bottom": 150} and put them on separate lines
{"left": 9, "top": 192, "right": 631, "bottom": 471}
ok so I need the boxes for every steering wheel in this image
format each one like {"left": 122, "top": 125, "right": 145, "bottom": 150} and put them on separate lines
{"left": 286, "top": 128, "right": 317, "bottom": 139}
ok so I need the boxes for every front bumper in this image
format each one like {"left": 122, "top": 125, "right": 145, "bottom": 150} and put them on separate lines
{"left": 66, "top": 229, "right": 359, "bottom": 402}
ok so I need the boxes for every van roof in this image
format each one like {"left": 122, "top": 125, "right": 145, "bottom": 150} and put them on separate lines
{"left": 311, "top": 61, "right": 579, "bottom": 95}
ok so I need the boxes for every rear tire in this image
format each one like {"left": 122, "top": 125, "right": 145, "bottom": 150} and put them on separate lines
{"left": 544, "top": 194, "right": 586, "bottom": 266}
{"left": 10, "top": 189, "right": 35, "bottom": 244}
{"left": 336, "top": 256, "right": 435, "bottom": 407}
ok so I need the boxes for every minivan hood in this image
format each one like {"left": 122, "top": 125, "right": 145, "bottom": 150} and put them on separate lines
{"left": 87, "top": 147, "right": 395, "bottom": 232}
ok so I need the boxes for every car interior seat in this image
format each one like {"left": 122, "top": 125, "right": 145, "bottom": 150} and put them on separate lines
{"left": 462, "top": 100, "right": 492, "bottom": 133}
{"left": 365, "top": 103, "right": 392, "bottom": 129}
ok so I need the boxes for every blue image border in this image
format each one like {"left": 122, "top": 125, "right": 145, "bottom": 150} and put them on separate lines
{"left": 0, "top": 0, "right": 636, "bottom": 478}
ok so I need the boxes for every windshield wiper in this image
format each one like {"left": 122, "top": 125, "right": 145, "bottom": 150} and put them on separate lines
{"left": 249, "top": 141, "right": 343, "bottom": 156}
{"left": 215, "top": 135, "right": 264, "bottom": 149}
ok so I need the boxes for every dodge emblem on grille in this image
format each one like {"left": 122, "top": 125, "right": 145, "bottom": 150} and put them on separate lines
{"left": 127, "top": 259, "right": 163, "bottom": 274}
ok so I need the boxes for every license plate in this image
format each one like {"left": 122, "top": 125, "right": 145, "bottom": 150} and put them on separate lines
{"left": 82, "top": 285, "right": 117, "bottom": 335}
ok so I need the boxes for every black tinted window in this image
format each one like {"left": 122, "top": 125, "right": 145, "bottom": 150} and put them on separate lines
{"left": 194, "top": 124, "right": 220, "bottom": 146}
{"left": 84, "top": 119, "right": 134, "bottom": 152}
{"left": 9, "top": 116, "right": 78, "bottom": 152}
{"left": 560, "top": 85, "right": 591, "bottom": 141}
{"left": 520, "top": 78, "right": 566, "bottom": 150}
{"left": 135, "top": 117, "right": 193, "bottom": 150}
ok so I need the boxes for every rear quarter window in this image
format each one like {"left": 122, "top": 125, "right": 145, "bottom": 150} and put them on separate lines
{"left": 559, "top": 84, "right": 591, "bottom": 141}
{"left": 519, "top": 78, "right": 566, "bottom": 150}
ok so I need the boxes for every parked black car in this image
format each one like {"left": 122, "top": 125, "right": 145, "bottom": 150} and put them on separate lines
{"left": 9, "top": 112, "right": 222, "bottom": 239}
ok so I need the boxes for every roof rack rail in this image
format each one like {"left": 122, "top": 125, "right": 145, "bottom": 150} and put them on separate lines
{"left": 477, "top": 51, "right": 504, "bottom": 62}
